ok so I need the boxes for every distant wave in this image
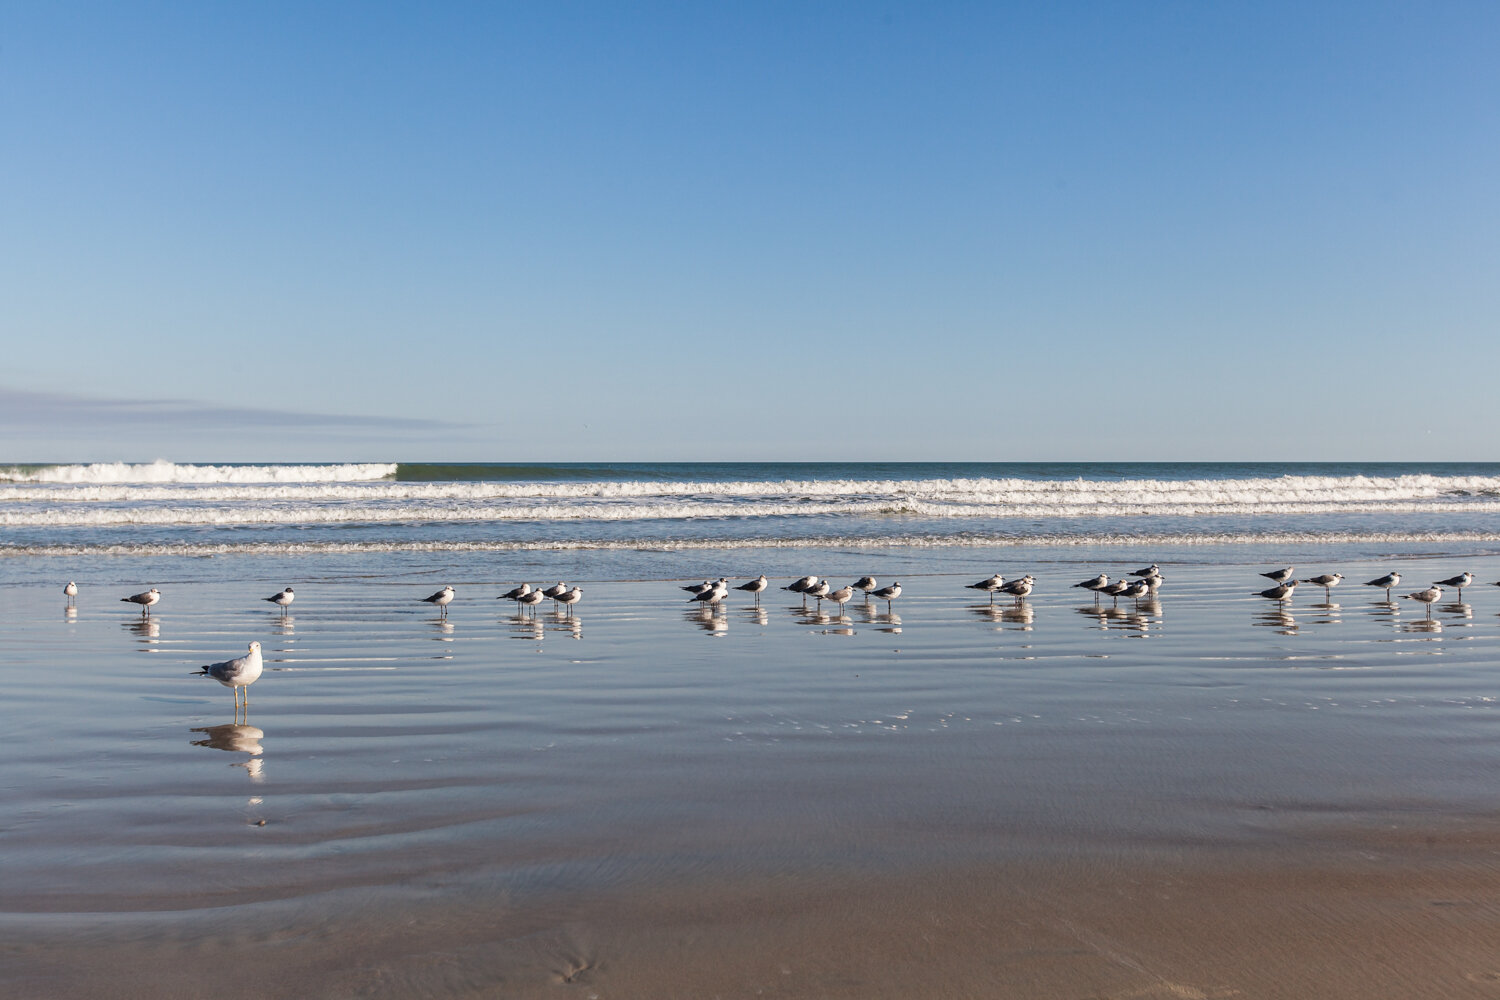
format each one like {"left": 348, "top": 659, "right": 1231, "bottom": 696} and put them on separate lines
{"left": 0, "top": 460, "right": 399, "bottom": 484}
{"left": 8, "top": 530, "right": 1500, "bottom": 558}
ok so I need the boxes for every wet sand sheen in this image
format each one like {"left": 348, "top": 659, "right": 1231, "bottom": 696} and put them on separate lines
{"left": 5, "top": 560, "right": 1500, "bottom": 997}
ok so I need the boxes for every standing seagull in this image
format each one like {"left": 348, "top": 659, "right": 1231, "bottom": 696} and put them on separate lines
{"left": 499, "top": 582, "right": 532, "bottom": 603}
{"left": 1435, "top": 572, "right": 1473, "bottom": 600}
{"left": 682, "top": 580, "right": 716, "bottom": 596}
{"left": 1130, "top": 564, "right": 1160, "bottom": 578}
{"left": 263, "top": 587, "right": 295, "bottom": 614}
{"left": 63, "top": 581, "right": 78, "bottom": 605}
{"left": 516, "top": 589, "right": 545, "bottom": 615}
{"left": 1255, "top": 581, "right": 1298, "bottom": 607}
{"left": 1143, "top": 571, "right": 1165, "bottom": 595}
{"left": 784, "top": 576, "right": 819, "bottom": 606}
{"left": 826, "top": 583, "right": 855, "bottom": 613}
{"left": 853, "top": 576, "right": 878, "bottom": 595}
{"left": 1120, "top": 579, "right": 1151, "bottom": 604}
{"left": 1100, "top": 578, "right": 1132, "bottom": 607}
{"left": 1000, "top": 575, "right": 1035, "bottom": 602}
{"left": 1261, "top": 567, "right": 1296, "bottom": 585}
{"left": 556, "top": 587, "right": 582, "bottom": 616}
{"left": 870, "top": 581, "right": 902, "bottom": 612}
{"left": 1364, "top": 572, "right": 1401, "bottom": 601}
{"left": 121, "top": 588, "right": 161, "bottom": 617}
{"left": 966, "top": 574, "right": 1006, "bottom": 604}
{"left": 1300, "top": 573, "right": 1343, "bottom": 601}
{"left": 735, "top": 575, "right": 769, "bottom": 603}
{"left": 421, "top": 586, "right": 455, "bottom": 617}
{"left": 806, "top": 579, "right": 832, "bottom": 608}
{"left": 542, "top": 582, "right": 569, "bottom": 605}
{"left": 1400, "top": 585, "right": 1443, "bottom": 618}
{"left": 690, "top": 579, "right": 729, "bottom": 607}
{"left": 194, "top": 641, "right": 263, "bottom": 711}
{"left": 1073, "top": 573, "right": 1109, "bottom": 599}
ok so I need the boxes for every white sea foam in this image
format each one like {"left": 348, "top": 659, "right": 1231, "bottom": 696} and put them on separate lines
{"left": 8, "top": 530, "right": 1500, "bottom": 559}
{"left": 0, "top": 460, "right": 399, "bottom": 484}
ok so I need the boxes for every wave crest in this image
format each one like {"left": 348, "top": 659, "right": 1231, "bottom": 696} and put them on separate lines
{"left": 0, "top": 460, "right": 399, "bottom": 484}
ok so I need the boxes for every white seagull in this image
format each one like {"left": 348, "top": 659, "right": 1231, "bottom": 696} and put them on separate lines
{"left": 1261, "top": 566, "right": 1296, "bottom": 584}
{"left": 194, "top": 641, "right": 264, "bottom": 710}
{"left": 1000, "top": 575, "right": 1035, "bottom": 601}
{"left": 1364, "top": 572, "right": 1401, "bottom": 600}
{"left": 121, "top": 588, "right": 161, "bottom": 616}
{"left": 1255, "top": 581, "right": 1297, "bottom": 606}
{"left": 1120, "top": 579, "right": 1151, "bottom": 603}
{"left": 806, "top": 579, "right": 832, "bottom": 607}
{"left": 870, "top": 581, "right": 902, "bottom": 611}
{"left": 263, "top": 587, "right": 295, "bottom": 613}
{"left": 1299, "top": 573, "right": 1343, "bottom": 601}
{"left": 966, "top": 574, "right": 1006, "bottom": 603}
{"left": 542, "top": 582, "right": 569, "bottom": 603}
{"left": 1100, "top": 578, "right": 1132, "bottom": 605}
{"left": 1073, "top": 573, "right": 1108, "bottom": 596}
{"left": 516, "top": 589, "right": 546, "bottom": 614}
{"left": 852, "top": 576, "right": 878, "bottom": 594}
{"left": 1400, "top": 585, "right": 1443, "bottom": 618}
{"left": 690, "top": 580, "right": 728, "bottom": 607}
{"left": 1434, "top": 572, "right": 1473, "bottom": 600}
{"left": 499, "top": 583, "right": 532, "bottom": 602}
{"left": 827, "top": 584, "right": 855, "bottom": 612}
{"left": 682, "top": 580, "right": 716, "bottom": 595}
{"left": 421, "top": 586, "right": 455, "bottom": 616}
{"left": 735, "top": 576, "right": 769, "bottom": 602}
{"left": 1130, "top": 564, "right": 1160, "bottom": 578}
{"left": 556, "top": 587, "right": 582, "bottom": 615}
{"left": 64, "top": 581, "right": 78, "bottom": 604}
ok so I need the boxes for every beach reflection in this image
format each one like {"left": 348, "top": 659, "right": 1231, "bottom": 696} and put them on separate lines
{"left": 123, "top": 617, "right": 160, "bottom": 646}
{"left": 509, "top": 614, "right": 544, "bottom": 642}
{"left": 190, "top": 723, "right": 266, "bottom": 782}
{"left": 1440, "top": 602, "right": 1473, "bottom": 620}
{"left": 742, "top": 606, "right": 769, "bottom": 627}
{"left": 1254, "top": 609, "right": 1298, "bottom": 635}
{"left": 1399, "top": 618, "right": 1444, "bottom": 635}
{"left": 64, "top": 605, "right": 77, "bottom": 621}
{"left": 1308, "top": 602, "right": 1342, "bottom": 625}
{"left": 687, "top": 605, "right": 728, "bottom": 635}
{"left": 549, "top": 613, "right": 583, "bottom": 639}
{"left": 272, "top": 614, "right": 296, "bottom": 636}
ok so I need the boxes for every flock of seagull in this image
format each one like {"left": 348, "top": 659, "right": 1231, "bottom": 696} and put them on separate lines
{"left": 59, "top": 563, "right": 1496, "bottom": 708}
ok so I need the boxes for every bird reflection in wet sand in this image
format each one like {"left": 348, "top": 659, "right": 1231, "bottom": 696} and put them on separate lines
{"left": 1440, "top": 602, "right": 1473, "bottom": 620}
{"left": 510, "top": 615, "right": 544, "bottom": 642}
{"left": 688, "top": 605, "right": 728, "bottom": 635}
{"left": 273, "top": 614, "right": 296, "bottom": 636}
{"left": 1254, "top": 609, "right": 1299, "bottom": 635}
{"left": 123, "top": 617, "right": 161, "bottom": 643}
{"left": 64, "top": 605, "right": 78, "bottom": 621}
{"left": 1400, "top": 617, "right": 1443, "bottom": 635}
{"left": 1308, "top": 603, "right": 1342, "bottom": 625}
{"left": 742, "top": 605, "right": 769, "bottom": 627}
{"left": 432, "top": 617, "right": 455, "bottom": 641}
{"left": 1000, "top": 603, "right": 1035, "bottom": 630}
{"left": 550, "top": 614, "right": 582, "bottom": 639}
{"left": 191, "top": 723, "right": 266, "bottom": 782}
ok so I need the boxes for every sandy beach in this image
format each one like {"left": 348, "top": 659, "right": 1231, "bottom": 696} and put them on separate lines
{"left": 5, "top": 557, "right": 1500, "bottom": 996}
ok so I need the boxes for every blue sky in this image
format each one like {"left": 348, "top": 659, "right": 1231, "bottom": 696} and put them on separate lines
{"left": 3, "top": 1, "right": 1497, "bottom": 461}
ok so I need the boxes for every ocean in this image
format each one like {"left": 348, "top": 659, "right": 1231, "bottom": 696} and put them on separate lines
{"left": 5, "top": 459, "right": 1500, "bottom": 586}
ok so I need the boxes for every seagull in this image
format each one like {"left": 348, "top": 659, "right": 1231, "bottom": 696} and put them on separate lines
{"left": 1299, "top": 573, "right": 1343, "bottom": 601}
{"left": 194, "top": 641, "right": 263, "bottom": 710}
{"left": 1000, "top": 575, "right": 1034, "bottom": 601}
{"left": 121, "top": 588, "right": 161, "bottom": 616}
{"left": 853, "top": 576, "right": 878, "bottom": 594}
{"left": 1120, "top": 579, "right": 1151, "bottom": 603}
{"left": 421, "top": 586, "right": 455, "bottom": 617}
{"left": 1130, "top": 564, "right": 1160, "bottom": 578}
{"left": 63, "top": 581, "right": 78, "bottom": 604}
{"left": 784, "top": 576, "right": 819, "bottom": 606}
{"left": 827, "top": 584, "right": 855, "bottom": 612}
{"left": 1100, "top": 578, "right": 1132, "bottom": 606}
{"left": 516, "top": 589, "right": 545, "bottom": 614}
{"left": 734, "top": 576, "right": 769, "bottom": 602}
{"left": 966, "top": 574, "right": 1006, "bottom": 603}
{"left": 542, "top": 582, "right": 569, "bottom": 604}
{"left": 1364, "top": 572, "right": 1401, "bottom": 600}
{"left": 1143, "top": 572, "right": 1164, "bottom": 595}
{"left": 556, "top": 587, "right": 582, "bottom": 615}
{"left": 1401, "top": 585, "right": 1443, "bottom": 618}
{"left": 870, "top": 581, "right": 902, "bottom": 611}
{"left": 1073, "top": 573, "right": 1108, "bottom": 597}
{"left": 1255, "top": 581, "right": 1298, "bottom": 607}
{"left": 806, "top": 579, "right": 832, "bottom": 607}
{"left": 682, "top": 580, "right": 716, "bottom": 595}
{"left": 262, "top": 587, "right": 295, "bottom": 613}
{"left": 499, "top": 583, "right": 532, "bottom": 602}
{"left": 1434, "top": 572, "right": 1473, "bottom": 600}
{"left": 1261, "top": 567, "right": 1296, "bottom": 584}
{"left": 690, "top": 580, "right": 728, "bottom": 607}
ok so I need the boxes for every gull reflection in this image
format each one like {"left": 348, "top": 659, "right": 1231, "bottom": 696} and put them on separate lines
{"left": 272, "top": 614, "right": 296, "bottom": 636}
{"left": 509, "top": 613, "right": 544, "bottom": 642}
{"left": 687, "top": 605, "right": 728, "bottom": 636}
{"left": 795, "top": 608, "right": 835, "bottom": 627}
{"left": 64, "top": 605, "right": 78, "bottom": 621}
{"left": 1000, "top": 602, "right": 1035, "bottom": 630}
{"left": 1254, "top": 609, "right": 1298, "bottom": 635}
{"left": 123, "top": 617, "right": 160, "bottom": 645}
{"left": 549, "top": 614, "right": 583, "bottom": 640}
{"left": 1441, "top": 602, "right": 1473, "bottom": 620}
{"left": 190, "top": 723, "right": 266, "bottom": 783}
{"left": 742, "top": 605, "right": 769, "bottom": 627}
{"left": 869, "top": 611, "right": 901, "bottom": 634}
{"left": 1399, "top": 617, "right": 1443, "bottom": 635}
{"left": 431, "top": 617, "right": 455, "bottom": 641}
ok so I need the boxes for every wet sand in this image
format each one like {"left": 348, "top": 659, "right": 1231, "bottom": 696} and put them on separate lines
{"left": 5, "top": 559, "right": 1500, "bottom": 997}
